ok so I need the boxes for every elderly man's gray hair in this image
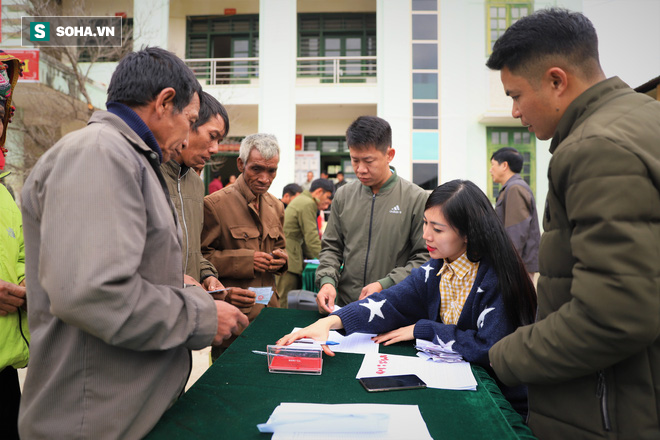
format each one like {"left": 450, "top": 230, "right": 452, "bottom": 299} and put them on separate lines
{"left": 239, "top": 133, "right": 280, "bottom": 164}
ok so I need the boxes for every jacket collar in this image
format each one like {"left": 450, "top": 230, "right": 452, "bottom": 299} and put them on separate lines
{"left": 300, "top": 189, "right": 318, "bottom": 204}
{"left": 550, "top": 77, "right": 630, "bottom": 154}
{"left": 106, "top": 101, "right": 163, "bottom": 163}
{"left": 235, "top": 173, "right": 257, "bottom": 204}
{"left": 87, "top": 110, "right": 176, "bottom": 222}
{"left": 361, "top": 166, "right": 399, "bottom": 195}
{"left": 88, "top": 111, "right": 152, "bottom": 155}
{"left": 501, "top": 173, "right": 524, "bottom": 190}
{"left": 161, "top": 159, "right": 191, "bottom": 180}
{"left": 235, "top": 173, "right": 277, "bottom": 212}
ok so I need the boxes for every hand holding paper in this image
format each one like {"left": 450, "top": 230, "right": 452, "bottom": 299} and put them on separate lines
{"left": 224, "top": 287, "right": 256, "bottom": 307}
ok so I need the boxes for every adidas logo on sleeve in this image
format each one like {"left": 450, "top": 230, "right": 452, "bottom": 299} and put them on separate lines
{"left": 389, "top": 205, "right": 402, "bottom": 214}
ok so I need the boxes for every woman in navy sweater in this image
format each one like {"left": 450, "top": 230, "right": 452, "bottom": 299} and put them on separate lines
{"left": 278, "top": 180, "right": 537, "bottom": 415}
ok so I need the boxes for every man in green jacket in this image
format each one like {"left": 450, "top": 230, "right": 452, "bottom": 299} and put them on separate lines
{"left": 316, "top": 116, "right": 429, "bottom": 312}
{"left": 278, "top": 178, "right": 334, "bottom": 307}
{"left": 0, "top": 184, "right": 26, "bottom": 440}
{"left": 162, "top": 91, "right": 227, "bottom": 289}
{"left": 486, "top": 8, "right": 660, "bottom": 439}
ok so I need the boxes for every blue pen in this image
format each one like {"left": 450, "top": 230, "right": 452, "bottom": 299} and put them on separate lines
{"left": 298, "top": 338, "right": 339, "bottom": 346}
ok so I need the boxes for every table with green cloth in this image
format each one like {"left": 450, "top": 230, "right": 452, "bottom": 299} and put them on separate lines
{"left": 146, "top": 308, "right": 535, "bottom": 439}
{"left": 301, "top": 262, "right": 319, "bottom": 292}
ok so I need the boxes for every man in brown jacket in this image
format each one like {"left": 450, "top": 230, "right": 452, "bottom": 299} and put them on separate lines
{"left": 202, "top": 133, "right": 288, "bottom": 357}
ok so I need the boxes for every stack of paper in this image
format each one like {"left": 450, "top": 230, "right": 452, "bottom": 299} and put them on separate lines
{"left": 257, "top": 402, "right": 433, "bottom": 440}
{"left": 356, "top": 353, "right": 477, "bottom": 391}
{"left": 415, "top": 338, "right": 464, "bottom": 363}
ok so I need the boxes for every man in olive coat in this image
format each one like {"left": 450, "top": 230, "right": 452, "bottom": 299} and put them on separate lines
{"left": 487, "top": 9, "right": 660, "bottom": 439}
{"left": 277, "top": 178, "right": 333, "bottom": 307}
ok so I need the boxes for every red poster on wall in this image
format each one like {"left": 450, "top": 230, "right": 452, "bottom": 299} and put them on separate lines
{"left": 8, "top": 49, "right": 39, "bottom": 82}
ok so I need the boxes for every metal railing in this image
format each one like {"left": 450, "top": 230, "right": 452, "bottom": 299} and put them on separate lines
{"left": 184, "top": 55, "right": 377, "bottom": 85}
{"left": 297, "top": 56, "right": 377, "bottom": 83}
{"left": 184, "top": 57, "right": 259, "bottom": 85}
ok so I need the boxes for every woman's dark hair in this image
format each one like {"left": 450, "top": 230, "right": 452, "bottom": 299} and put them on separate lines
{"left": 425, "top": 179, "right": 537, "bottom": 327}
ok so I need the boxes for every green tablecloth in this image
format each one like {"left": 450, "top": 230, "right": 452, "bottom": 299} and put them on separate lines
{"left": 146, "top": 308, "right": 535, "bottom": 439}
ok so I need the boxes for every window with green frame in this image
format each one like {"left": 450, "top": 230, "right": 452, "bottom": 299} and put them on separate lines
{"left": 303, "top": 136, "right": 349, "bottom": 153}
{"left": 486, "top": 1, "right": 532, "bottom": 53}
{"left": 303, "top": 136, "right": 353, "bottom": 179}
{"left": 186, "top": 15, "right": 260, "bottom": 83}
{"left": 186, "top": 15, "right": 259, "bottom": 59}
{"left": 486, "top": 127, "right": 536, "bottom": 203}
{"left": 298, "top": 13, "right": 376, "bottom": 82}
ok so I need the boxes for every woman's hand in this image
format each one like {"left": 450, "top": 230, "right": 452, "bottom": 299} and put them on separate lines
{"left": 276, "top": 315, "right": 343, "bottom": 356}
{"left": 371, "top": 324, "right": 416, "bottom": 346}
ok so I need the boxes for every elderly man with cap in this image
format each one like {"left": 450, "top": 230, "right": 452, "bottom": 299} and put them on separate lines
{"left": 278, "top": 178, "right": 334, "bottom": 308}
{"left": 0, "top": 50, "right": 27, "bottom": 440}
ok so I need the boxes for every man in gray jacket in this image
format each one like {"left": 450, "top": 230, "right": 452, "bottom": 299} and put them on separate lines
{"left": 162, "top": 91, "right": 228, "bottom": 288}
{"left": 19, "top": 47, "right": 248, "bottom": 439}
{"left": 316, "top": 116, "right": 429, "bottom": 312}
{"left": 489, "top": 147, "right": 540, "bottom": 277}
{"left": 486, "top": 9, "right": 660, "bottom": 439}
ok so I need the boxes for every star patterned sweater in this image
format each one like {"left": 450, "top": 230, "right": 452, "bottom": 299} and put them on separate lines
{"left": 334, "top": 257, "right": 528, "bottom": 415}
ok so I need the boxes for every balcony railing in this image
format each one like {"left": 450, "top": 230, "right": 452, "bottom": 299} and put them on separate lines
{"left": 297, "top": 56, "right": 377, "bottom": 83}
{"left": 184, "top": 57, "right": 259, "bottom": 85}
{"left": 184, "top": 55, "right": 377, "bottom": 85}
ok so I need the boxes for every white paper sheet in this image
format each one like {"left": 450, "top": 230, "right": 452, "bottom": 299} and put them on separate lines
{"left": 356, "top": 353, "right": 477, "bottom": 391}
{"left": 327, "top": 331, "right": 379, "bottom": 354}
{"left": 292, "top": 328, "right": 379, "bottom": 355}
{"left": 259, "top": 402, "right": 433, "bottom": 440}
{"left": 250, "top": 286, "right": 274, "bottom": 305}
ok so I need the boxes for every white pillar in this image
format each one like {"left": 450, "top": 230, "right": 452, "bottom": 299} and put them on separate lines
{"left": 133, "top": 0, "right": 170, "bottom": 50}
{"left": 258, "top": 0, "right": 297, "bottom": 198}
{"left": 377, "top": 0, "right": 413, "bottom": 180}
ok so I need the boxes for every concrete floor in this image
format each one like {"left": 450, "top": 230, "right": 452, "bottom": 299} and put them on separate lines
{"left": 18, "top": 347, "right": 213, "bottom": 392}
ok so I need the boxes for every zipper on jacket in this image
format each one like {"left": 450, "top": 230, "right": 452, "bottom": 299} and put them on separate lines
{"left": 177, "top": 176, "right": 190, "bottom": 274}
{"left": 596, "top": 370, "right": 612, "bottom": 431}
{"left": 363, "top": 193, "right": 377, "bottom": 286}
